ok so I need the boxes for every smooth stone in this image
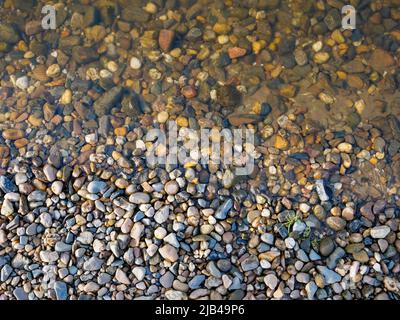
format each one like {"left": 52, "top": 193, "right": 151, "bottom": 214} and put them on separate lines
{"left": 264, "top": 274, "right": 279, "bottom": 290}
{"left": 159, "top": 244, "right": 178, "bottom": 262}
{"left": 370, "top": 226, "right": 391, "bottom": 239}
{"left": 13, "top": 287, "right": 28, "bottom": 300}
{"left": 83, "top": 257, "right": 103, "bottom": 271}
{"left": 0, "top": 176, "right": 17, "bottom": 193}
{"left": 129, "top": 192, "right": 151, "bottom": 204}
{"left": 326, "top": 247, "right": 346, "bottom": 269}
{"left": 188, "top": 275, "right": 206, "bottom": 289}
{"left": 215, "top": 198, "right": 233, "bottom": 220}
{"left": 315, "top": 179, "right": 330, "bottom": 202}
{"left": 316, "top": 266, "right": 342, "bottom": 284}
{"left": 54, "top": 281, "right": 68, "bottom": 300}
{"left": 87, "top": 181, "right": 107, "bottom": 194}
{"left": 164, "top": 180, "right": 179, "bottom": 195}
{"left": 319, "top": 237, "right": 335, "bottom": 256}
{"left": 1, "top": 264, "right": 13, "bottom": 281}
{"left": 326, "top": 216, "right": 346, "bottom": 231}
{"left": 55, "top": 241, "right": 72, "bottom": 252}
{"left": 241, "top": 255, "right": 259, "bottom": 272}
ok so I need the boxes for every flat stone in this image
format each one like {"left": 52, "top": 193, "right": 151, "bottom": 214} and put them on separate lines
{"left": 115, "top": 269, "right": 131, "bottom": 285}
{"left": 0, "top": 176, "right": 17, "bottom": 193}
{"left": 87, "top": 181, "right": 107, "bottom": 194}
{"left": 39, "top": 250, "right": 59, "bottom": 263}
{"left": 159, "top": 244, "right": 178, "bottom": 262}
{"left": 83, "top": 257, "right": 103, "bottom": 271}
{"left": 54, "top": 281, "right": 68, "bottom": 300}
{"left": 317, "top": 266, "right": 341, "bottom": 284}
{"left": 55, "top": 241, "right": 72, "bottom": 252}
{"left": 129, "top": 192, "right": 151, "bottom": 204}
{"left": 1, "top": 264, "right": 13, "bottom": 281}
{"left": 326, "top": 216, "right": 346, "bottom": 231}
{"left": 215, "top": 198, "right": 233, "bottom": 220}
{"left": 93, "top": 86, "right": 123, "bottom": 117}
{"left": 159, "top": 29, "right": 175, "bottom": 51}
{"left": 13, "top": 287, "right": 28, "bottom": 300}
{"left": 241, "top": 255, "right": 259, "bottom": 272}
{"left": 370, "top": 226, "right": 391, "bottom": 239}
{"left": 264, "top": 274, "right": 278, "bottom": 290}
{"left": 188, "top": 275, "right": 206, "bottom": 289}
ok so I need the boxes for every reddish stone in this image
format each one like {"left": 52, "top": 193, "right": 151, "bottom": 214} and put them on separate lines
{"left": 227, "top": 47, "right": 247, "bottom": 59}
{"left": 181, "top": 86, "right": 197, "bottom": 99}
{"left": 158, "top": 29, "right": 175, "bottom": 51}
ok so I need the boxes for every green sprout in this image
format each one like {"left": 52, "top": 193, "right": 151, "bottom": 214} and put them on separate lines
{"left": 284, "top": 212, "right": 300, "bottom": 233}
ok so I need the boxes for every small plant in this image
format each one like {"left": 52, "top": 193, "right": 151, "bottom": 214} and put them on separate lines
{"left": 302, "top": 226, "right": 311, "bottom": 239}
{"left": 284, "top": 212, "right": 299, "bottom": 232}
{"left": 311, "top": 237, "right": 320, "bottom": 249}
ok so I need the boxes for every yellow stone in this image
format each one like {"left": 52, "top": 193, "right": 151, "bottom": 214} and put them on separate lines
{"left": 271, "top": 65, "right": 282, "bottom": 78}
{"left": 369, "top": 157, "right": 378, "bottom": 166}
{"left": 184, "top": 161, "right": 197, "bottom": 168}
{"left": 176, "top": 116, "right": 188, "bottom": 127}
{"left": 217, "top": 35, "right": 229, "bottom": 45}
{"left": 252, "top": 40, "right": 265, "bottom": 54}
{"left": 354, "top": 99, "right": 366, "bottom": 114}
{"left": 336, "top": 71, "right": 347, "bottom": 80}
{"left": 274, "top": 135, "right": 289, "bottom": 150}
{"left": 170, "top": 48, "right": 181, "bottom": 58}
{"left": 60, "top": 89, "right": 72, "bottom": 104}
{"left": 280, "top": 84, "right": 296, "bottom": 98}
{"left": 314, "top": 52, "right": 330, "bottom": 64}
{"left": 326, "top": 38, "right": 336, "bottom": 47}
{"left": 213, "top": 22, "right": 231, "bottom": 34}
{"left": 332, "top": 30, "right": 345, "bottom": 43}
{"left": 17, "top": 41, "right": 28, "bottom": 51}
{"left": 28, "top": 114, "right": 42, "bottom": 127}
{"left": 197, "top": 47, "right": 210, "bottom": 60}
{"left": 143, "top": 2, "right": 157, "bottom": 14}
{"left": 337, "top": 43, "right": 348, "bottom": 56}
{"left": 114, "top": 127, "right": 127, "bottom": 136}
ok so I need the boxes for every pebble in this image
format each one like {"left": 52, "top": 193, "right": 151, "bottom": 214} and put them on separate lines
{"left": 215, "top": 199, "right": 233, "bottom": 220}
{"left": 370, "top": 226, "right": 391, "bottom": 239}
{"left": 87, "top": 181, "right": 107, "bottom": 194}
{"left": 130, "top": 57, "right": 142, "bottom": 70}
{"left": 15, "top": 76, "right": 28, "bottom": 90}
{"left": 316, "top": 266, "right": 342, "bottom": 284}
{"left": 326, "top": 217, "right": 347, "bottom": 231}
{"left": 54, "top": 281, "right": 68, "bottom": 300}
{"left": 159, "top": 244, "right": 178, "bottom": 262}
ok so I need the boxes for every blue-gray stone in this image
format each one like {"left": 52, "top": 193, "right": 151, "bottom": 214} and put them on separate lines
{"left": 1, "top": 264, "right": 13, "bottom": 281}
{"left": 55, "top": 241, "right": 72, "bottom": 252}
{"left": 0, "top": 176, "right": 17, "bottom": 193}
{"left": 215, "top": 198, "right": 233, "bottom": 220}
{"left": 87, "top": 181, "right": 108, "bottom": 194}
{"left": 309, "top": 249, "right": 321, "bottom": 261}
{"left": 188, "top": 275, "right": 206, "bottom": 289}
{"left": 296, "top": 249, "right": 310, "bottom": 262}
{"left": 326, "top": 247, "right": 346, "bottom": 269}
{"left": 13, "top": 287, "right": 28, "bottom": 300}
{"left": 316, "top": 266, "right": 342, "bottom": 284}
{"left": 54, "top": 281, "right": 68, "bottom": 300}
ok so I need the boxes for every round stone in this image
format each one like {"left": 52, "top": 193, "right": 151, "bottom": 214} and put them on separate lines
{"left": 130, "top": 57, "right": 142, "bottom": 69}
{"left": 164, "top": 180, "right": 179, "bottom": 195}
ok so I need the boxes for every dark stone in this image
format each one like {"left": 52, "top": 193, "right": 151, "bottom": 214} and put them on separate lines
{"left": 93, "top": 86, "right": 123, "bottom": 117}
